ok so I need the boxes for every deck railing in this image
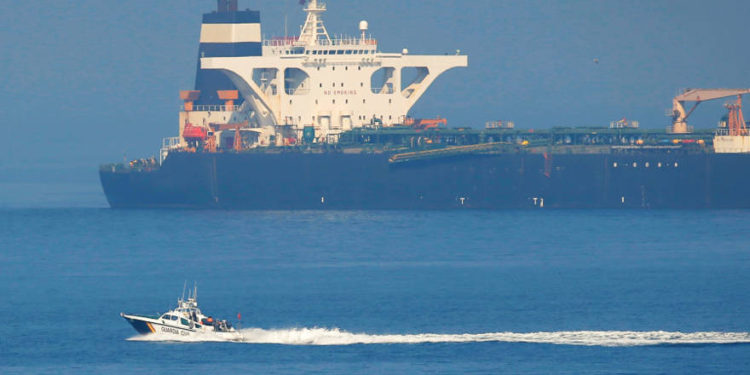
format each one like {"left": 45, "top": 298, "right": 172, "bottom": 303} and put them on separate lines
{"left": 264, "top": 37, "right": 377, "bottom": 47}
{"left": 160, "top": 137, "right": 182, "bottom": 164}
{"left": 181, "top": 105, "right": 239, "bottom": 112}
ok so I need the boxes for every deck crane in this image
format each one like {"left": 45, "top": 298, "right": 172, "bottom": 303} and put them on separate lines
{"left": 671, "top": 88, "right": 750, "bottom": 133}
{"left": 205, "top": 121, "right": 250, "bottom": 153}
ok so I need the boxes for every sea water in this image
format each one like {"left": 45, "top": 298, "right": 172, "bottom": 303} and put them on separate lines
{"left": 1, "top": 209, "right": 749, "bottom": 374}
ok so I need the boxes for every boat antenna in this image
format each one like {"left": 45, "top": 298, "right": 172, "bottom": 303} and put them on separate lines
{"left": 237, "top": 312, "right": 242, "bottom": 335}
{"left": 181, "top": 280, "right": 187, "bottom": 302}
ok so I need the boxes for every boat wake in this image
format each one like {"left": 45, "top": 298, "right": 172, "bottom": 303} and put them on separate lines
{"left": 128, "top": 327, "right": 750, "bottom": 347}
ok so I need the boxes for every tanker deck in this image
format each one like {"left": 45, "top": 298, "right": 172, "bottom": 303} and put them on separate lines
{"left": 100, "top": 126, "right": 750, "bottom": 209}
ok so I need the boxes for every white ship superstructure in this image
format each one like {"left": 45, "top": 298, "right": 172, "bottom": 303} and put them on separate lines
{"left": 181, "top": 0, "right": 467, "bottom": 147}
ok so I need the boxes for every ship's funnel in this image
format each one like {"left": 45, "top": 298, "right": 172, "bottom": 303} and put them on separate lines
{"left": 218, "top": 0, "right": 238, "bottom": 12}
{"left": 195, "top": 3, "right": 261, "bottom": 105}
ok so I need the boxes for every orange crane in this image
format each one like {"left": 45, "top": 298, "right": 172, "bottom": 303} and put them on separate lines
{"left": 404, "top": 116, "right": 447, "bottom": 130}
{"left": 671, "top": 88, "right": 750, "bottom": 133}
{"left": 724, "top": 96, "right": 747, "bottom": 136}
{"left": 206, "top": 121, "right": 249, "bottom": 152}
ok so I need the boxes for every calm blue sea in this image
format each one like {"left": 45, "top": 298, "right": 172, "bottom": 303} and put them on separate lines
{"left": 1, "top": 208, "right": 749, "bottom": 374}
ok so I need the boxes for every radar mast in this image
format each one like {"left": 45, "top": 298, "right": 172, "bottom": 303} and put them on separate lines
{"left": 297, "top": 0, "right": 332, "bottom": 47}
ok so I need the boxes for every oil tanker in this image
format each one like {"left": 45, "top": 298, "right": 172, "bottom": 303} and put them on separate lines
{"left": 100, "top": 0, "right": 750, "bottom": 209}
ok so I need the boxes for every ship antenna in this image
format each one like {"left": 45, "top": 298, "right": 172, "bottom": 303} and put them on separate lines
{"left": 181, "top": 280, "right": 187, "bottom": 302}
{"left": 297, "top": 0, "right": 331, "bottom": 47}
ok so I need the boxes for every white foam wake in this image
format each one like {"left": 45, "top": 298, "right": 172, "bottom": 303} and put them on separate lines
{"left": 129, "top": 327, "right": 750, "bottom": 347}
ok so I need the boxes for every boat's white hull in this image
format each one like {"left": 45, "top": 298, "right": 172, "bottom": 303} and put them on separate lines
{"left": 121, "top": 313, "right": 242, "bottom": 341}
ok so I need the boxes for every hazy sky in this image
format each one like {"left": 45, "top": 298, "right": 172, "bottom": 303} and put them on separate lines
{"left": 1, "top": 0, "right": 749, "bottom": 206}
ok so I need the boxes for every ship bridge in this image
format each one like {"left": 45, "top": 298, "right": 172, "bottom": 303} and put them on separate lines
{"left": 200, "top": 0, "right": 467, "bottom": 142}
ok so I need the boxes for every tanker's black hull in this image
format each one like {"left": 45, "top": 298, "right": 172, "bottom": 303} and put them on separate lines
{"left": 100, "top": 151, "right": 750, "bottom": 209}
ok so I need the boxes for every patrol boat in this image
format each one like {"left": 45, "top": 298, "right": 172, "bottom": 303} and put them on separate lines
{"left": 120, "top": 286, "right": 241, "bottom": 340}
